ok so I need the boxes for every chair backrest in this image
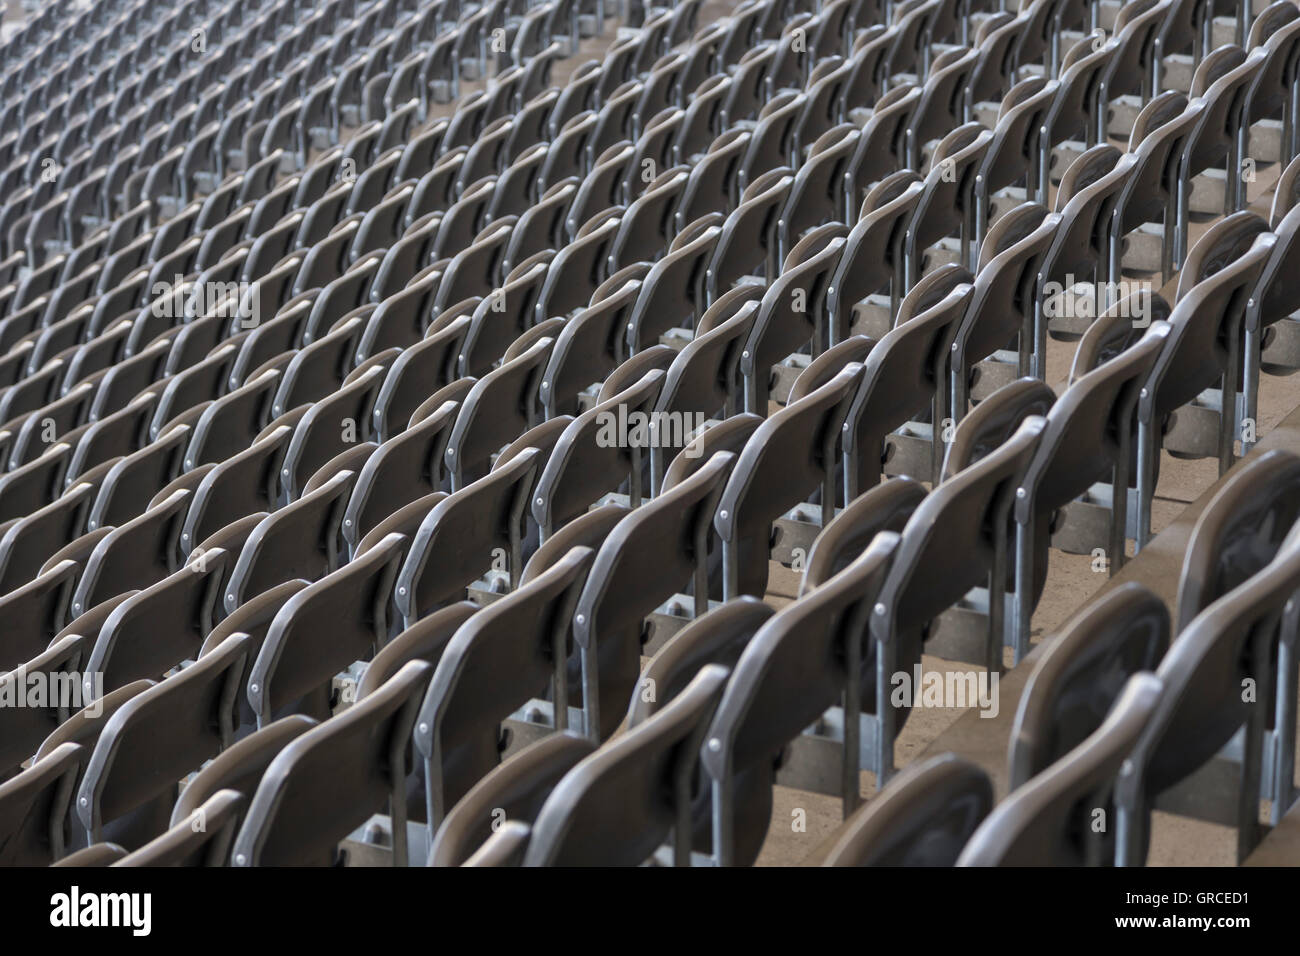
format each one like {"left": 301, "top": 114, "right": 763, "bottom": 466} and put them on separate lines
{"left": 232, "top": 658, "right": 433, "bottom": 866}
{"left": 523, "top": 664, "right": 730, "bottom": 866}
{"left": 414, "top": 546, "right": 597, "bottom": 821}
{"left": 0, "top": 741, "right": 83, "bottom": 865}
{"left": 821, "top": 753, "right": 993, "bottom": 866}
{"left": 872, "top": 417, "right": 1044, "bottom": 667}
{"left": 572, "top": 452, "right": 735, "bottom": 738}
{"left": 1139, "top": 529, "right": 1300, "bottom": 802}
{"left": 85, "top": 549, "right": 228, "bottom": 694}
{"left": 1174, "top": 449, "right": 1300, "bottom": 632}
{"left": 1015, "top": 322, "right": 1170, "bottom": 524}
{"left": 702, "top": 533, "right": 898, "bottom": 865}
{"left": 77, "top": 633, "right": 249, "bottom": 847}
{"left": 394, "top": 447, "right": 538, "bottom": 623}
{"left": 957, "top": 672, "right": 1162, "bottom": 866}
{"left": 714, "top": 364, "right": 863, "bottom": 597}
{"left": 628, "top": 596, "right": 774, "bottom": 727}
{"left": 1008, "top": 583, "right": 1170, "bottom": 789}
{"left": 115, "top": 789, "right": 245, "bottom": 867}
{"left": 247, "top": 532, "right": 405, "bottom": 727}
{"left": 802, "top": 477, "right": 927, "bottom": 593}
{"left": 428, "top": 731, "right": 597, "bottom": 867}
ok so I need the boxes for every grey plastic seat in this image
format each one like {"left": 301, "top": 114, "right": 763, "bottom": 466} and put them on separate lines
{"left": 185, "top": 369, "right": 283, "bottom": 470}
{"left": 675, "top": 128, "right": 751, "bottom": 229}
{"left": 458, "top": 256, "right": 552, "bottom": 378}
{"left": 0, "top": 482, "right": 94, "bottom": 597}
{"left": 268, "top": 315, "right": 365, "bottom": 418}
{"left": 624, "top": 217, "right": 721, "bottom": 354}
{"left": 278, "top": 365, "right": 385, "bottom": 501}
{"left": 1105, "top": 92, "right": 1199, "bottom": 291}
{"left": 0, "top": 628, "right": 85, "bottom": 778}
{"left": 445, "top": 337, "right": 553, "bottom": 490}
{"left": 534, "top": 213, "right": 621, "bottom": 320}
{"left": 1175, "top": 449, "right": 1300, "bottom": 639}
{"left": 114, "top": 789, "right": 245, "bottom": 867}
{"left": 224, "top": 469, "right": 355, "bottom": 613}
{"left": 531, "top": 371, "right": 665, "bottom": 539}
{"left": 903, "top": 123, "right": 992, "bottom": 285}
{"left": 372, "top": 315, "right": 470, "bottom": 441}
{"left": 170, "top": 714, "right": 319, "bottom": 836}
{"left": 706, "top": 168, "right": 793, "bottom": 302}
{"left": 71, "top": 489, "right": 189, "bottom": 619}
{"left": 429, "top": 731, "right": 596, "bottom": 867}
{"left": 1037, "top": 144, "right": 1135, "bottom": 348}
{"left": 181, "top": 426, "right": 291, "bottom": 556}
{"left": 343, "top": 400, "right": 460, "bottom": 552}
{"left": 537, "top": 279, "right": 645, "bottom": 418}
{"left": 958, "top": 672, "right": 1163, "bottom": 866}
{"left": 972, "top": 77, "right": 1058, "bottom": 252}
{"left": 949, "top": 203, "right": 1059, "bottom": 421}
{"left": 827, "top": 171, "right": 925, "bottom": 341}
{"left": 715, "top": 364, "right": 862, "bottom": 599}
{"left": 414, "top": 546, "right": 596, "bottom": 824}
{"left": 905, "top": 46, "right": 979, "bottom": 168}
{"left": 703, "top": 534, "right": 898, "bottom": 866}
{"left": 75, "top": 633, "right": 249, "bottom": 849}
{"left": 572, "top": 451, "right": 735, "bottom": 740}
{"left": 1010, "top": 323, "right": 1171, "bottom": 657}
{"left": 502, "top": 178, "right": 579, "bottom": 275}
{"left": 820, "top": 753, "right": 993, "bottom": 866}
{"left": 0, "top": 742, "right": 83, "bottom": 865}
{"left": 247, "top": 533, "right": 405, "bottom": 728}
{"left": 740, "top": 225, "right": 847, "bottom": 412}
{"left": 82, "top": 423, "right": 190, "bottom": 532}
{"left": 395, "top": 448, "right": 540, "bottom": 626}
{"left": 840, "top": 277, "right": 971, "bottom": 497}
{"left": 1134, "top": 233, "right": 1273, "bottom": 546}
{"left": 871, "top": 416, "right": 1045, "bottom": 780}
{"left": 524, "top": 663, "right": 728, "bottom": 866}
{"left": 232, "top": 658, "right": 432, "bottom": 866}
{"left": 0, "top": 554, "right": 76, "bottom": 674}
{"left": 802, "top": 477, "right": 927, "bottom": 594}
{"left": 84, "top": 550, "right": 228, "bottom": 695}
{"left": 1009, "top": 582, "right": 1169, "bottom": 791}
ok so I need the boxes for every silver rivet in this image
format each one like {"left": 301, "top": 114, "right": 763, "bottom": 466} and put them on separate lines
{"left": 235, "top": 854, "right": 247, "bottom": 865}
{"left": 874, "top": 603, "right": 885, "bottom": 615}
{"left": 719, "top": 509, "right": 729, "bottom": 520}
{"left": 576, "top": 614, "right": 586, "bottom": 625}
{"left": 250, "top": 683, "right": 259, "bottom": 693}
{"left": 1015, "top": 488, "right": 1026, "bottom": 498}
{"left": 708, "top": 738, "right": 721, "bottom": 752}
